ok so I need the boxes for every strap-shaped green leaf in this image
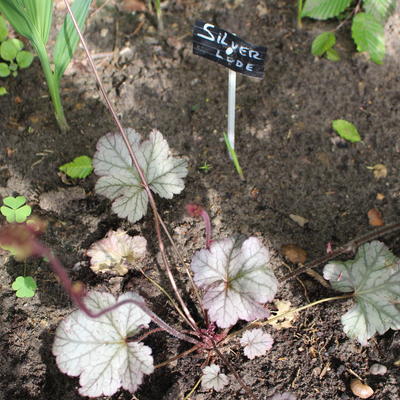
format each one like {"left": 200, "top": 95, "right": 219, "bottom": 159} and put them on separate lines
{"left": 23, "top": 0, "right": 53, "bottom": 45}
{"left": 0, "top": 0, "right": 33, "bottom": 40}
{"left": 363, "top": 0, "right": 397, "bottom": 23}
{"left": 301, "top": 0, "right": 352, "bottom": 20}
{"left": 352, "top": 12, "right": 385, "bottom": 64}
{"left": 53, "top": 0, "right": 93, "bottom": 82}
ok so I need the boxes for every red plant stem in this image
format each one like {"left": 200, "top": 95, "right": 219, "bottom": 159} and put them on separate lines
{"left": 281, "top": 222, "right": 400, "bottom": 282}
{"left": 34, "top": 239, "right": 199, "bottom": 345}
{"left": 186, "top": 204, "right": 212, "bottom": 249}
{"left": 62, "top": 0, "right": 198, "bottom": 332}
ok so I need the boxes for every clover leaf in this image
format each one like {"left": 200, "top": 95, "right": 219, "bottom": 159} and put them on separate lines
{"left": 12, "top": 276, "right": 37, "bottom": 298}
{"left": 1, "top": 196, "right": 31, "bottom": 223}
{"left": 191, "top": 236, "right": 278, "bottom": 328}
{"left": 59, "top": 155, "right": 93, "bottom": 178}
{"left": 93, "top": 129, "right": 188, "bottom": 223}
{"left": 52, "top": 291, "right": 154, "bottom": 397}
{"left": 323, "top": 241, "right": 400, "bottom": 345}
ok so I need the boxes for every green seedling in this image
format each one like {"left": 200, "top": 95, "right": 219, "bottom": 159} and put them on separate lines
{"left": 0, "top": 1, "right": 93, "bottom": 132}
{"left": 12, "top": 275, "right": 37, "bottom": 298}
{"left": 59, "top": 155, "right": 93, "bottom": 178}
{"left": 332, "top": 119, "right": 361, "bottom": 143}
{"left": 223, "top": 132, "right": 244, "bottom": 180}
{"left": 0, "top": 15, "right": 34, "bottom": 88}
{"left": 1, "top": 196, "right": 32, "bottom": 223}
{"left": 299, "top": 0, "right": 396, "bottom": 64}
{"left": 198, "top": 162, "right": 212, "bottom": 173}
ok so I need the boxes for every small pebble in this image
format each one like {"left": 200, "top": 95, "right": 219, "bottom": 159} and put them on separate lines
{"left": 350, "top": 379, "right": 374, "bottom": 399}
{"left": 369, "top": 363, "right": 387, "bottom": 376}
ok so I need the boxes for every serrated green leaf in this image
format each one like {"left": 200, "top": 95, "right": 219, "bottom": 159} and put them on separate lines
{"left": 363, "top": 0, "right": 396, "bottom": 23}
{"left": 0, "top": 15, "right": 8, "bottom": 41}
{"left": 59, "top": 155, "right": 93, "bottom": 178}
{"left": 301, "top": 0, "right": 352, "bottom": 20}
{"left": 0, "top": 86, "right": 8, "bottom": 95}
{"left": 93, "top": 129, "right": 188, "bottom": 223}
{"left": 352, "top": 12, "right": 385, "bottom": 64}
{"left": 311, "top": 32, "right": 336, "bottom": 56}
{"left": 12, "top": 276, "right": 37, "bottom": 298}
{"left": 0, "top": 38, "right": 18, "bottom": 61}
{"left": 325, "top": 47, "right": 341, "bottom": 61}
{"left": 0, "top": 62, "right": 10, "bottom": 77}
{"left": 16, "top": 50, "right": 34, "bottom": 68}
{"left": 323, "top": 241, "right": 400, "bottom": 344}
{"left": 53, "top": 0, "right": 93, "bottom": 82}
{"left": 332, "top": 119, "right": 361, "bottom": 142}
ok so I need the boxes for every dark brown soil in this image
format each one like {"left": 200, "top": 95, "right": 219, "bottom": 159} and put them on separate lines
{"left": 1, "top": 1, "right": 399, "bottom": 399}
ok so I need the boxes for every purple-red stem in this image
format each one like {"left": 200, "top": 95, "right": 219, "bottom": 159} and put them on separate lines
{"left": 186, "top": 204, "right": 212, "bottom": 249}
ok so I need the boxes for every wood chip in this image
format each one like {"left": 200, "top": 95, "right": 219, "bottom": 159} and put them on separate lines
{"left": 367, "top": 208, "right": 384, "bottom": 226}
{"left": 281, "top": 244, "right": 307, "bottom": 264}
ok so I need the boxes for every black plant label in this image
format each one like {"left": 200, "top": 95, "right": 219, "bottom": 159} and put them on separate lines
{"left": 193, "top": 20, "right": 266, "bottom": 78}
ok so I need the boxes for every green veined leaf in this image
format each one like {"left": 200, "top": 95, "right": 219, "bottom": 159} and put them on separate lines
{"left": 301, "top": 0, "right": 352, "bottom": 20}
{"left": 323, "top": 241, "right": 400, "bottom": 345}
{"left": 352, "top": 12, "right": 385, "bottom": 64}
{"left": 0, "top": 1, "right": 35, "bottom": 41}
{"left": 53, "top": 0, "right": 93, "bottom": 82}
{"left": 332, "top": 119, "right": 361, "bottom": 142}
{"left": 59, "top": 155, "right": 93, "bottom": 178}
{"left": 23, "top": 0, "right": 53, "bottom": 45}
{"left": 0, "top": 15, "right": 8, "bottom": 41}
{"left": 0, "top": 62, "right": 10, "bottom": 77}
{"left": 325, "top": 47, "right": 341, "bottom": 61}
{"left": 16, "top": 50, "right": 34, "bottom": 68}
{"left": 363, "top": 0, "right": 397, "bottom": 23}
{"left": 311, "top": 32, "right": 336, "bottom": 56}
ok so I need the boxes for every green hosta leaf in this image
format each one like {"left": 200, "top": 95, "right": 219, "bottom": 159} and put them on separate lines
{"left": 352, "top": 12, "right": 385, "bottom": 64}
{"left": 332, "top": 119, "right": 361, "bottom": 142}
{"left": 191, "top": 236, "right": 278, "bottom": 328}
{"left": 0, "top": 38, "right": 18, "bottom": 61}
{"left": 311, "top": 32, "right": 336, "bottom": 56}
{"left": 1, "top": 195, "right": 32, "bottom": 223}
{"left": 323, "top": 241, "right": 400, "bottom": 345}
{"left": 59, "top": 155, "right": 93, "bottom": 178}
{"left": 93, "top": 129, "right": 188, "bottom": 223}
{"left": 0, "top": 15, "right": 8, "bottom": 41}
{"left": 53, "top": 291, "right": 154, "bottom": 397}
{"left": 54, "top": 0, "right": 93, "bottom": 82}
{"left": 16, "top": 50, "right": 34, "bottom": 68}
{"left": 363, "top": 0, "right": 397, "bottom": 23}
{"left": 0, "top": 62, "right": 10, "bottom": 77}
{"left": 0, "top": 86, "right": 7, "bottom": 95}
{"left": 12, "top": 276, "right": 37, "bottom": 298}
{"left": 325, "top": 47, "right": 341, "bottom": 61}
{"left": 301, "top": 0, "right": 352, "bottom": 20}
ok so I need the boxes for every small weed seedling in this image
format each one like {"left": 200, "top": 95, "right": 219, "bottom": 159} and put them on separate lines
{"left": 59, "top": 155, "right": 93, "bottom": 178}
{"left": 1, "top": 196, "right": 31, "bottom": 223}
{"left": 12, "top": 275, "right": 37, "bottom": 298}
{"left": 299, "top": 0, "right": 397, "bottom": 64}
{"left": 0, "top": 0, "right": 93, "bottom": 131}
{"left": 0, "top": 14, "right": 34, "bottom": 95}
{"left": 332, "top": 119, "right": 361, "bottom": 143}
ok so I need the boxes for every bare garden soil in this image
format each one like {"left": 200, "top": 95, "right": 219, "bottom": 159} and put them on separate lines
{"left": 0, "top": 1, "right": 399, "bottom": 399}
